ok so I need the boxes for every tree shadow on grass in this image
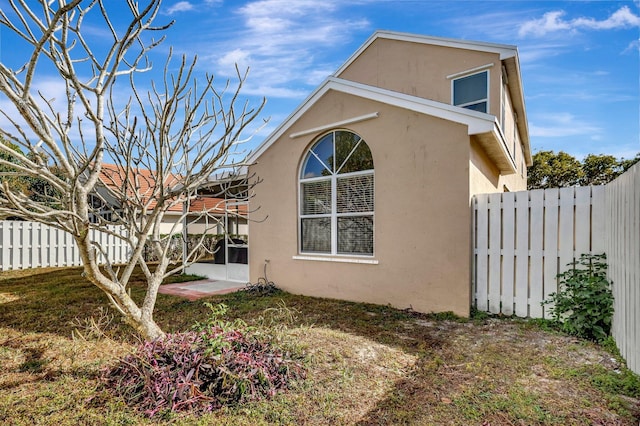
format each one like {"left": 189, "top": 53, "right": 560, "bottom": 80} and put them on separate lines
{"left": 0, "top": 265, "right": 214, "bottom": 338}
{"left": 0, "top": 267, "right": 117, "bottom": 337}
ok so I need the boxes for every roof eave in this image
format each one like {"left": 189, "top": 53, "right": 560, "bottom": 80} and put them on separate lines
{"left": 474, "top": 125, "right": 518, "bottom": 175}
{"left": 502, "top": 55, "right": 532, "bottom": 167}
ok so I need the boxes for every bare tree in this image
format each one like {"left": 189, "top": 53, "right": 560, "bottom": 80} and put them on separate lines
{"left": 0, "top": 0, "right": 263, "bottom": 339}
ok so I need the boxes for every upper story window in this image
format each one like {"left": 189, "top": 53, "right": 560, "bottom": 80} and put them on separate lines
{"left": 453, "top": 70, "right": 488, "bottom": 113}
{"left": 299, "top": 130, "right": 374, "bottom": 256}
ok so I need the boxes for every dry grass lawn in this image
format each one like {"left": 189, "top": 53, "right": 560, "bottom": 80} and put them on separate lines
{"left": 1, "top": 266, "right": 639, "bottom": 425}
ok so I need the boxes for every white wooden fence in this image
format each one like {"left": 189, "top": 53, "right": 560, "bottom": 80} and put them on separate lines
{"left": 604, "top": 163, "right": 639, "bottom": 374}
{"left": 473, "top": 186, "right": 605, "bottom": 318}
{"left": 0, "top": 221, "right": 130, "bottom": 270}
{"left": 473, "top": 162, "right": 639, "bottom": 374}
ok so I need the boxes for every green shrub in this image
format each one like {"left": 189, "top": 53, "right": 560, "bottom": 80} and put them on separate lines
{"left": 543, "top": 253, "right": 614, "bottom": 342}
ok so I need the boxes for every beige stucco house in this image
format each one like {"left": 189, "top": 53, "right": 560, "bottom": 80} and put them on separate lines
{"left": 246, "top": 31, "right": 531, "bottom": 316}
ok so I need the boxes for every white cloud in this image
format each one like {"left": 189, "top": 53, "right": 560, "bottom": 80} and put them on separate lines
{"left": 517, "top": 43, "right": 568, "bottom": 64}
{"left": 166, "top": 1, "right": 195, "bottom": 15}
{"left": 519, "top": 6, "right": 640, "bottom": 37}
{"left": 624, "top": 38, "right": 640, "bottom": 53}
{"left": 529, "top": 113, "right": 602, "bottom": 138}
{"left": 202, "top": 0, "right": 370, "bottom": 99}
{"left": 519, "top": 11, "right": 572, "bottom": 37}
{"left": 572, "top": 6, "right": 640, "bottom": 30}
{"left": 218, "top": 49, "right": 252, "bottom": 70}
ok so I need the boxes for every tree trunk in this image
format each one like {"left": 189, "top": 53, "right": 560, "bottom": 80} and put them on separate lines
{"left": 134, "top": 317, "right": 165, "bottom": 341}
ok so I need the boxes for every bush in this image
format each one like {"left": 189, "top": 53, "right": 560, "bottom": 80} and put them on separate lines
{"left": 543, "top": 253, "right": 614, "bottom": 342}
{"left": 103, "top": 304, "right": 305, "bottom": 417}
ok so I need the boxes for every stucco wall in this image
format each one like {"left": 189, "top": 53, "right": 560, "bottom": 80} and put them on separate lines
{"left": 337, "top": 38, "right": 503, "bottom": 119}
{"left": 249, "top": 90, "right": 472, "bottom": 316}
{"left": 469, "top": 138, "right": 527, "bottom": 194}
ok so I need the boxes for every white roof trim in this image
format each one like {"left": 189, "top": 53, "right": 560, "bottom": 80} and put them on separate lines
{"left": 289, "top": 112, "right": 379, "bottom": 139}
{"left": 332, "top": 78, "right": 496, "bottom": 133}
{"left": 446, "top": 63, "right": 495, "bottom": 80}
{"left": 248, "top": 77, "right": 496, "bottom": 163}
{"left": 334, "top": 30, "right": 517, "bottom": 77}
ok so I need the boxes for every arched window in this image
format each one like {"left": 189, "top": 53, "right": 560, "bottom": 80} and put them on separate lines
{"left": 299, "top": 130, "right": 374, "bottom": 256}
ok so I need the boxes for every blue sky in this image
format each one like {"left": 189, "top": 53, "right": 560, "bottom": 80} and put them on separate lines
{"left": 1, "top": 0, "right": 639, "bottom": 160}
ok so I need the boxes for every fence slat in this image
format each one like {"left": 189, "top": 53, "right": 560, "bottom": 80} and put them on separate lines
{"left": 574, "top": 187, "right": 591, "bottom": 255}
{"left": 528, "top": 190, "right": 544, "bottom": 318}
{"left": 12, "top": 222, "right": 22, "bottom": 269}
{"left": 1, "top": 222, "right": 10, "bottom": 271}
{"left": 488, "top": 193, "right": 502, "bottom": 314}
{"left": 475, "top": 195, "right": 489, "bottom": 311}
{"left": 591, "top": 186, "right": 606, "bottom": 253}
{"left": 514, "top": 191, "right": 529, "bottom": 317}
{"left": 558, "top": 187, "right": 575, "bottom": 272}
{"left": 542, "top": 188, "right": 559, "bottom": 318}
{"left": 501, "top": 192, "right": 515, "bottom": 316}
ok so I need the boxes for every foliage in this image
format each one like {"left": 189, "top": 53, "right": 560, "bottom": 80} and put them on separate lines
{"left": 103, "top": 304, "right": 305, "bottom": 417}
{"left": 581, "top": 153, "right": 622, "bottom": 186}
{"left": 0, "top": 137, "right": 28, "bottom": 195}
{"left": 192, "top": 302, "right": 250, "bottom": 343}
{"left": 589, "top": 364, "right": 640, "bottom": 398}
{"left": 528, "top": 150, "right": 640, "bottom": 189}
{"left": 0, "top": 136, "right": 63, "bottom": 211}
{"left": 619, "top": 152, "right": 640, "bottom": 173}
{"left": 543, "top": 253, "right": 614, "bottom": 342}
{"left": 528, "top": 150, "right": 583, "bottom": 189}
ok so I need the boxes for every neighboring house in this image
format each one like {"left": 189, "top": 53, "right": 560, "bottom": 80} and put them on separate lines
{"left": 245, "top": 31, "right": 531, "bottom": 316}
{"left": 94, "top": 164, "right": 248, "bottom": 237}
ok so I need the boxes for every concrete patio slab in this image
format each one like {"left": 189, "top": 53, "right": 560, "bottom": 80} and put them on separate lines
{"left": 159, "top": 279, "right": 246, "bottom": 301}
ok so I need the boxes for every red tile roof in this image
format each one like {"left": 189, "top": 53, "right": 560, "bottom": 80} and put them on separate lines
{"left": 96, "top": 164, "right": 246, "bottom": 215}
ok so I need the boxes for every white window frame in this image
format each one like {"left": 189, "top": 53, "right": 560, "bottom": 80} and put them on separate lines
{"left": 298, "top": 131, "right": 374, "bottom": 257}
{"left": 451, "top": 69, "right": 490, "bottom": 113}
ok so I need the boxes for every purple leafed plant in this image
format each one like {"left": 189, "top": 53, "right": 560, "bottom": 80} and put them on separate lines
{"left": 103, "top": 326, "right": 305, "bottom": 417}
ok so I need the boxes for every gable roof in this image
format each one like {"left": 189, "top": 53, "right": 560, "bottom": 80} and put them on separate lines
{"left": 248, "top": 30, "right": 531, "bottom": 169}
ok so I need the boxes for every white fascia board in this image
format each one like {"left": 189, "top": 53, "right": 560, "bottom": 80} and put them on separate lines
{"left": 327, "top": 78, "right": 496, "bottom": 135}
{"left": 289, "top": 112, "right": 379, "bottom": 139}
{"left": 334, "top": 30, "right": 517, "bottom": 77}
{"left": 248, "top": 77, "right": 496, "bottom": 163}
